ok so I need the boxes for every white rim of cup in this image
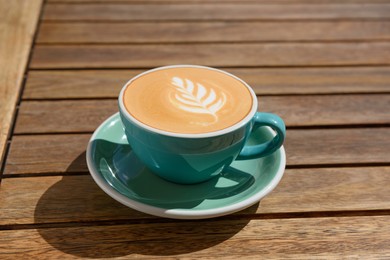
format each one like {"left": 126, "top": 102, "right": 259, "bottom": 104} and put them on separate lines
{"left": 118, "top": 64, "right": 258, "bottom": 138}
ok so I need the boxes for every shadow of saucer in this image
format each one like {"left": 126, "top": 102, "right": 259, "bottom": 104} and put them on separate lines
{"left": 34, "top": 151, "right": 257, "bottom": 258}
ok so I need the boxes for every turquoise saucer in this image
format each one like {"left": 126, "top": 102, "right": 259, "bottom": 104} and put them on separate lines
{"left": 86, "top": 113, "right": 286, "bottom": 219}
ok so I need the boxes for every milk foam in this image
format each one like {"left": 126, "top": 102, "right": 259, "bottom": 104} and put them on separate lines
{"left": 170, "top": 77, "right": 227, "bottom": 122}
{"left": 123, "top": 67, "right": 253, "bottom": 134}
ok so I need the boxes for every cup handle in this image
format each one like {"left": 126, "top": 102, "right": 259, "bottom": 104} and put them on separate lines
{"left": 237, "top": 112, "right": 286, "bottom": 160}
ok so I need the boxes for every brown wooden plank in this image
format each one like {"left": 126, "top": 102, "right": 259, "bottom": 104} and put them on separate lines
{"left": 14, "top": 95, "right": 390, "bottom": 134}
{"left": 261, "top": 94, "right": 390, "bottom": 127}
{"left": 15, "top": 100, "right": 118, "bottom": 134}
{"left": 30, "top": 42, "right": 390, "bottom": 69}
{"left": 4, "top": 134, "right": 90, "bottom": 175}
{"left": 24, "top": 70, "right": 138, "bottom": 99}
{"left": 286, "top": 128, "right": 390, "bottom": 166}
{"left": 23, "top": 67, "right": 390, "bottom": 99}
{"left": 0, "top": 0, "right": 43, "bottom": 165}
{"left": 43, "top": 3, "right": 390, "bottom": 21}
{"left": 37, "top": 20, "right": 390, "bottom": 44}
{"left": 1, "top": 167, "right": 389, "bottom": 225}
{"left": 0, "top": 216, "right": 389, "bottom": 258}
{"left": 4, "top": 128, "right": 390, "bottom": 175}
{"left": 0, "top": 175, "right": 148, "bottom": 225}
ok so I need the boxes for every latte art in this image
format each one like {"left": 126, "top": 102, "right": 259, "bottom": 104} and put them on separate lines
{"left": 122, "top": 66, "right": 253, "bottom": 134}
{"left": 170, "top": 77, "right": 226, "bottom": 121}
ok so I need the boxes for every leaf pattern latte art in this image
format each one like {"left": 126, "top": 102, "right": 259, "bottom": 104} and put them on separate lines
{"left": 170, "top": 77, "right": 227, "bottom": 120}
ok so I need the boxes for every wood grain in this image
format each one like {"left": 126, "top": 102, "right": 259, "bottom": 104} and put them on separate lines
{"left": 43, "top": 3, "right": 390, "bottom": 21}
{"left": 1, "top": 167, "right": 390, "bottom": 225}
{"left": 0, "top": 0, "right": 42, "bottom": 165}
{"left": 13, "top": 95, "right": 390, "bottom": 134}
{"left": 0, "top": 216, "right": 389, "bottom": 258}
{"left": 37, "top": 20, "right": 390, "bottom": 44}
{"left": 30, "top": 42, "right": 390, "bottom": 69}
{"left": 23, "top": 67, "right": 390, "bottom": 99}
{"left": 4, "top": 128, "right": 390, "bottom": 175}
{"left": 0, "top": 175, "right": 148, "bottom": 225}
{"left": 15, "top": 100, "right": 118, "bottom": 134}
{"left": 286, "top": 128, "right": 390, "bottom": 166}
{"left": 4, "top": 134, "right": 90, "bottom": 175}
{"left": 24, "top": 70, "right": 138, "bottom": 99}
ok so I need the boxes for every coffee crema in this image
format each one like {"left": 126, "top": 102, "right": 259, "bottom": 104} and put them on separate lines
{"left": 122, "top": 67, "right": 253, "bottom": 134}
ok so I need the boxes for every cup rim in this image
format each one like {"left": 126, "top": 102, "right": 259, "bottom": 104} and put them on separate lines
{"left": 118, "top": 64, "right": 258, "bottom": 138}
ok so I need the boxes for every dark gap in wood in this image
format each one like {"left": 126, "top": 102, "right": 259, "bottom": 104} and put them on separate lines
{"left": 0, "top": 141, "right": 11, "bottom": 179}
{"left": 258, "top": 92, "right": 390, "bottom": 97}
{"left": 40, "top": 18, "right": 390, "bottom": 24}
{"left": 249, "top": 209, "right": 390, "bottom": 220}
{"left": 21, "top": 92, "right": 390, "bottom": 101}
{"left": 3, "top": 163, "right": 390, "bottom": 179}
{"left": 46, "top": 1, "right": 390, "bottom": 5}
{"left": 11, "top": 124, "right": 390, "bottom": 136}
{"left": 13, "top": 131, "right": 94, "bottom": 136}
{"left": 1, "top": 209, "right": 389, "bottom": 231}
{"left": 35, "top": 39, "right": 390, "bottom": 45}
{"left": 2, "top": 171, "right": 89, "bottom": 179}
{"left": 41, "top": 18, "right": 390, "bottom": 23}
{"left": 22, "top": 97, "right": 119, "bottom": 101}
{"left": 28, "top": 64, "right": 390, "bottom": 70}
{"left": 287, "top": 124, "right": 390, "bottom": 129}
{"left": 286, "top": 162, "right": 390, "bottom": 169}
{"left": 28, "top": 64, "right": 390, "bottom": 71}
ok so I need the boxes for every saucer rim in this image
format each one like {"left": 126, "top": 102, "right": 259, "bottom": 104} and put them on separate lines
{"left": 86, "top": 113, "right": 286, "bottom": 219}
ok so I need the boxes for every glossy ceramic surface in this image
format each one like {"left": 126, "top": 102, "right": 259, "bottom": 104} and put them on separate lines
{"left": 118, "top": 65, "right": 286, "bottom": 184}
{"left": 87, "top": 113, "right": 286, "bottom": 219}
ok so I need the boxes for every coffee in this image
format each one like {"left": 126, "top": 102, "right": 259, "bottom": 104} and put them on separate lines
{"left": 122, "top": 66, "right": 253, "bottom": 134}
{"left": 118, "top": 65, "right": 285, "bottom": 184}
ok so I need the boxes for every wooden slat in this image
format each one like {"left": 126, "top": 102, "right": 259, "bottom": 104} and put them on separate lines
{"left": 4, "top": 128, "right": 390, "bottom": 175}
{"left": 30, "top": 42, "right": 390, "bottom": 69}
{"left": 4, "top": 134, "right": 90, "bottom": 175}
{"left": 23, "top": 67, "right": 390, "bottom": 99}
{"left": 287, "top": 128, "right": 390, "bottom": 166}
{"left": 37, "top": 21, "right": 390, "bottom": 44}
{"left": 1, "top": 167, "right": 390, "bottom": 225}
{"left": 24, "top": 70, "right": 138, "bottom": 99}
{"left": 13, "top": 95, "right": 390, "bottom": 134}
{"left": 15, "top": 100, "right": 118, "bottom": 134}
{"left": 0, "top": 0, "right": 42, "bottom": 165}
{"left": 0, "top": 175, "right": 147, "bottom": 225}
{"left": 1, "top": 216, "right": 389, "bottom": 258}
{"left": 43, "top": 3, "right": 390, "bottom": 21}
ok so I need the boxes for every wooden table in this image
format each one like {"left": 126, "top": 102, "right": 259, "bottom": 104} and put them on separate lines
{"left": 1, "top": 0, "right": 390, "bottom": 258}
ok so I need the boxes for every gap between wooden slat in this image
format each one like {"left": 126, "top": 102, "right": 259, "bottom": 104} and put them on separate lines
{"left": 45, "top": 0, "right": 390, "bottom": 4}
{"left": 3, "top": 163, "right": 390, "bottom": 179}
{"left": 41, "top": 18, "right": 390, "bottom": 24}
{"left": 20, "top": 93, "right": 390, "bottom": 101}
{"left": 35, "top": 40, "right": 390, "bottom": 46}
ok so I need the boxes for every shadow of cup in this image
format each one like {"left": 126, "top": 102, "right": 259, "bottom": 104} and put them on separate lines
{"left": 34, "top": 152, "right": 257, "bottom": 258}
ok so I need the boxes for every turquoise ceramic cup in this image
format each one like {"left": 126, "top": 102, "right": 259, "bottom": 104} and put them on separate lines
{"left": 118, "top": 65, "right": 286, "bottom": 184}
